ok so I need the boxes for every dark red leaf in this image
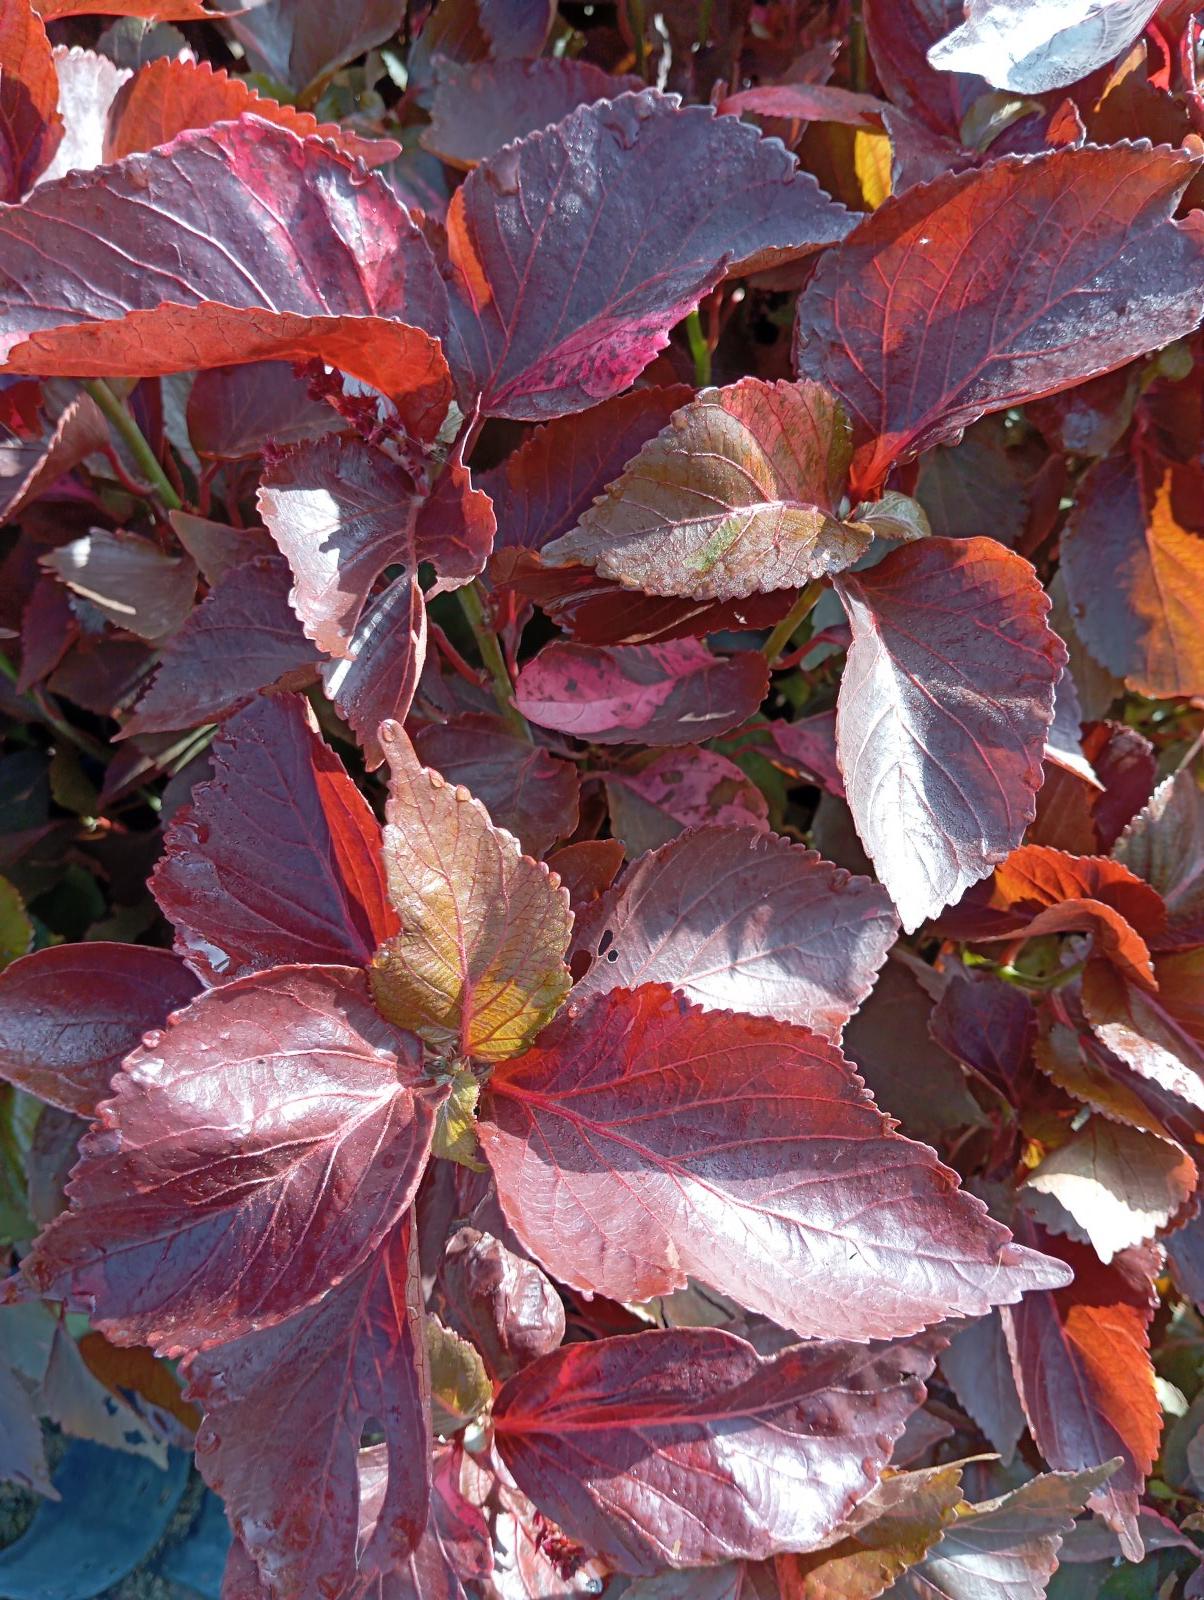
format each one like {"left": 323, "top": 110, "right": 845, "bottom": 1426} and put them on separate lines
{"left": 412, "top": 443, "right": 496, "bottom": 589}
{"left": 120, "top": 556, "right": 318, "bottom": 738}
{"left": 928, "top": 974, "right": 1036, "bottom": 1101}
{"left": 42, "top": 529, "right": 197, "bottom": 643}
{"left": 719, "top": 83, "right": 889, "bottom": 128}
{"left": 1114, "top": 770, "right": 1204, "bottom": 949}
{"left": 169, "top": 513, "right": 271, "bottom": 584}
{"left": 863, "top": 0, "right": 987, "bottom": 136}
{"left": 208, "top": 0, "right": 405, "bottom": 95}
{"left": 493, "top": 1326, "right": 940, "bottom": 1574}
{"left": 186, "top": 362, "right": 337, "bottom": 462}
{"left": 440, "top": 1226, "right": 565, "bottom": 1383}
{"left": 834, "top": 538, "right": 1065, "bottom": 930}
{"left": 765, "top": 708, "right": 845, "bottom": 797}
{"left": 407, "top": 0, "right": 555, "bottom": 96}
{"left": 151, "top": 694, "right": 396, "bottom": 983}
{"left": 24, "top": 965, "right": 444, "bottom": 1355}
{"left": 423, "top": 58, "right": 643, "bottom": 168}
{"left": 481, "top": 386, "right": 693, "bottom": 554}
{"left": 513, "top": 639, "right": 769, "bottom": 746}
{"left": 0, "top": 943, "right": 200, "bottom": 1116}
{"left": 546, "top": 839, "right": 626, "bottom": 911}
{"left": 481, "top": 984, "right": 1069, "bottom": 1341}
{"left": 413, "top": 714, "right": 580, "bottom": 858}
{"left": 0, "top": 0, "right": 63, "bottom": 199}
{"left": 940, "top": 1311, "right": 1026, "bottom": 1465}
{"left": 1082, "top": 947, "right": 1204, "bottom": 1110}
{"left": 1000, "top": 1226, "right": 1160, "bottom": 1561}
{"left": 795, "top": 146, "right": 1204, "bottom": 493}
{"left": 1061, "top": 453, "right": 1204, "bottom": 700}
{"left": 569, "top": 826, "right": 896, "bottom": 1041}
{"left": 0, "top": 386, "right": 108, "bottom": 522}
{"left": 446, "top": 90, "right": 852, "bottom": 420}
{"left": 186, "top": 1218, "right": 428, "bottom": 1600}
{"left": 604, "top": 746, "right": 770, "bottom": 854}
{"left": 323, "top": 574, "right": 428, "bottom": 762}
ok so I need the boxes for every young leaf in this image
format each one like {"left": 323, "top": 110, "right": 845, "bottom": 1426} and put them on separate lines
{"left": 1061, "top": 455, "right": 1204, "bottom": 700}
{"left": 492, "top": 1326, "right": 940, "bottom": 1574}
{"left": 0, "top": 944, "right": 200, "bottom": 1116}
{"left": 480, "top": 984, "right": 1070, "bottom": 1342}
{"left": 186, "top": 1219, "right": 428, "bottom": 1600}
{"left": 446, "top": 90, "right": 852, "bottom": 419}
{"left": 1000, "top": 1228, "right": 1160, "bottom": 1561}
{"left": 833, "top": 538, "right": 1065, "bottom": 931}
{"left": 24, "top": 966, "right": 445, "bottom": 1355}
{"left": 1113, "top": 770, "right": 1204, "bottom": 948}
{"left": 544, "top": 380, "right": 866, "bottom": 601}
{"left": 513, "top": 639, "right": 769, "bottom": 746}
{"left": 370, "top": 722, "right": 572, "bottom": 1062}
{"left": 927, "top": 0, "right": 1160, "bottom": 94}
{"left": 151, "top": 694, "right": 396, "bottom": 983}
{"left": 440, "top": 1226, "right": 565, "bottom": 1383}
{"left": 569, "top": 826, "right": 897, "bottom": 1041}
{"left": 796, "top": 146, "right": 1204, "bottom": 491}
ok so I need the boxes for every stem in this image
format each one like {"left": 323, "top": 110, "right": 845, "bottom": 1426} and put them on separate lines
{"left": 456, "top": 581, "right": 532, "bottom": 741}
{"left": 83, "top": 380, "right": 182, "bottom": 512}
{"left": 760, "top": 580, "right": 825, "bottom": 664}
{"left": 849, "top": 0, "right": 868, "bottom": 92}
{"left": 628, "top": 0, "right": 648, "bottom": 79}
{"left": 697, "top": 0, "right": 714, "bottom": 48}
{"left": 684, "top": 309, "right": 712, "bottom": 387}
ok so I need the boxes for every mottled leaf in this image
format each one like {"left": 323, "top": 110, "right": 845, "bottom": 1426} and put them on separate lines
{"left": 604, "top": 747, "right": 770, "bottom": 855}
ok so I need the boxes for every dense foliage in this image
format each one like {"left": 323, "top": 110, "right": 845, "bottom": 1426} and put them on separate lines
{"left": 1, "top": 0, "right": 1204, "bottom": 1596}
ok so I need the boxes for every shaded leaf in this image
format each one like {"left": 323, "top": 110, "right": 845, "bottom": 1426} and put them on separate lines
{"left": 796, "top": 146, "right": 1204, "bottom": 492}
{"left": 427, "top": 1314, "right": 491, "bottom": 1434}
{"left": 493, "top": 1326, "right": 940, "bottom": 1574}
{"left": 569, "top": 826, "right": 897, "bottom": 1041}
{"left": 213, "top": 0, "right": 406, "bottom": 95}
{"left": 481, "top": 984, "right": 1070, "bottom": 1341}
{"left": 447, "top": 89, "right": 852, "bottom": 419}
{"left": 152, "top": 694, "right": 396, "bottom": 983}
{"left": 940, "top": 1312, "right": 1026, "bottom": 1465}
{"left": 928, "top": 0, "right": 1160, "bottom": 95}
{"left": 604, "top": 746, "right": 770, "bottom": 855}
{"left": 864, "top": 0, "right": 987, "bottom": 137}
{"left": 370, "top": 722, "right": 572, "bottom": 1062}
{"left": 513, "top": 639, "right": 769, "bottom": 746}
{"left": 834, "top": 538, "right": 1065, "bottom": 931}
{"left": 928, "top": 974, "right": 1036, "bottom": 1102}
{"left": 0, "top": 942, "right": 200, "bottom": 1116}
{"left": 43, "top": 529, "right": 196, "bottom": 643}
{"left": 186, "top": 362, "right": 336, "bottom": 462}
{"left": 719, "top": 83, "right": 890, "bottom": 129}
{"left": 545, "top": 379, "right": 865, "bottom": 600}
{"left": 0, "top": 0, "right": 62, "bottom": 200}
{"left": 1082, "top": 947, "right": 1204, "bottom": 1110}
{"left": 0, "top": 876, "right": 33, "bottom": 971}
{"left": 25, "top": 966, "right": 444, "bottom": 1355}
{"left": 1113, "top": 769, "right": 1204, "bottom": 949}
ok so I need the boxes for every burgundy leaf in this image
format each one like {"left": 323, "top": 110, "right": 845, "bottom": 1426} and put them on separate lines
{"left": 187, "top": 1218, "right": 428, "bottom": 1600}
{"left": 481, "top": 385, "right": 693, "bottom": 553}
{"left": 42, "top": 529, "right": 197, "bottom": 643}
{"left": 1000, "top": 1226, "right": 1160, "bottom": 1561}
{"left": 766, "top": 709, "right": 845, "bottom": 797}
{"left": 544, "top": 379, "right": 866, "bottom": 601}
{"left": 0, "top": 942, "right": 199, "bottom": 1116}
{"left": 719, "top": 83, "right": 889, "bottom": 128}
{"left": 795, "top": 145, "right": 1204, "bottom": 493}
{"left": 1113, "top": 770, "right": 1204, "bottom": 949}
{"left": 863, "top": 0, "right": 987, "bottom": 137}
{"left": 480, "top": 984, "right": 1070, "bottom": 1341}
{"left": 928, "top": 975, "right": 1036, "bottom": 1101}
{"left": 513, "top": 640, "right": 769, "bottom": 746}
{"left": 569, "top": 826, "right": 897, "bottom": 1041}
{"left": 604, "top": 747, "right": 770, "bottom": 855}
{"left": 169, "top": 513, "right": 272, "bottom": 584}
{"left": 423, "top": 58, "right": 643, "bottom": 168}
{"left": 940, "top": 1311, "right": 1026, "bottom": 1465}
{"left": 322, "top": 574, "right": 428, "bottom": 761}
{"left": 546, "top": 839, "right": 626, "bottom": 912}
{"left": 0, "top": 0, "right": 62, "bottom": 200}
{"left": 413, "top": 714, "right": 580, "bottom": 858}
{"left": 927, "top": 0, "right": 1160, "bottom": 94}
{"left": 493, "top": 1326, "right": 940, "bottom": 1574}
{"left": 257, "top": 435, "right": 420, "bottom": 659}
{"left": 1082, "top": 947, "right": 1204, "bottom": 1110}
{"left": 120, "top": 556, "right": 317, "bottom": 738}
{"left": 446, "top": 90, "right": 852, "bottom": 420}
{"left": 0, "top": 385, "right": 108, "bottom": 523}
{"left": 151, "top": 694, "right": 396, "bottom": 983}
{"left": 186, "top": 363, "right": 337, "bottom": 463}
{"left": 214, "top": 0, "right": 406, "bottom": 95}
{"left": 833, "top": 538, "right": 1065, "bottom": 930}
{"left": 440, "top": 1225, "right": 565, "bottom": 1383}
{"left": 24, "top": 965, "right": 444, "bottom": 1355}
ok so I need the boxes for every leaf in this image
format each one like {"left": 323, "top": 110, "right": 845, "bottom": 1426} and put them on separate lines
{"left": 1113, "top": 770, "right": 1204, "bottom": 948}
{"left": 481, "top": 385, "right": 693, "bottom": 553}
{"left": 544, "top": 379, "right": 867, "bottom": 601}
{"left": 427, "top": 1314, "right": 491, "bottom": 1434}
{"left": 152, "top": 694, "right": 396, "bottom": 983}
{"left": 412, "top": 444, "right": 496, "bottom": 587}
{"left": 37, "top": 0, "right": 211, "bottom": 16}
{"left": 0, "top": 876, "right": 32, "bottom": 971}
{"left": 212, "top": 0, "right": 406, "bottom": 96}
{"left": 940, "top": 1311, "right": 1026, "bottom": 1465}
{"left": 440, "top": 1226, "right": 565, "bottom": 1384}
{"left": 604, "top": 747, "right": 770, "bottom": 855}
{"left": 43, "top": 529, "right": 196, "bottom": 643}
{"left": 513, "top": 639, "right": 769, "bottom": 746}
{"left": 999, "top": 1227, "right": 1160, "bottom": 1561}
{"left": 833, "top": 538, "right": 1066, "bottom": 931}
{"left": 1082, "top": 948, "right": 1204, "bottom": 1110}
{"left": 569, "top": 826, "right": 897, "bottom": 1041}
{"left": 257, "top": 435, "right": 420, "bottom": 659}
{"left": 1061, "top": 454, "right": 1204, "bottom": 699}
{"left": 0, "top": 0, "right": 63, "bottom": 199}
{"left": 186, "top": 1219, "right": 429, "bottom": 1600}
{"left": 39, "top": 47, "right": 129, "bottom": 184}
{"left": 24, "top": 965, "right": 444, "bottom": 1356}
{"left": 492, "top": 1326, "right": 940, "bottom": 1574}
{"left": 1022, "top": 1118, "right": 1196, "bottom": 1262}
{"left": 719, "top": 83, "right": 890, "bottom": 129}
{"left": 186, "top": 362, "right": 336, "bottom": 463}
{"left": 423, "top": 58, "right": 643, "bottom": 168}
{"left": 120, "top": 556, "right": 317, "bottom": 738}
{"left": 0, "top": 121, "right": 450, "bottom": 433}
{"left": 413, "top": 714, "right": 580, "bottom": 858}
{"left": 480, "top": 984, "right": 1070, "bottom": 1341}
{"left": 882, "top": 1466, "right": 1116, "bottom": 1600}
{"left": 795, "top": 146, "right": 1204, "bottom": 492}
{"left": 322, "top": 573, "right": 429, "bottom": 761}
{"left": 0, "top": 943, "right": 200, "bottom": 1116}
{"left": 370, "top": 722, "right": 572, "bottom": 1062}
{"left": 928, "top": 0, "right": 1160, "bottom": 94}
{"left": 446, "top": 89, "right": 852, "bottom": 420}
{"left": 928, "top": 975, "right": 1036, "bottom": 1101}
{"left": 105, "top": 57, "right": 396, "bottom": 167}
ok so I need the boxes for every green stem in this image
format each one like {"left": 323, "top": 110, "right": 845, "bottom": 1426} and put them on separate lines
{"left": 83, "top": 380, "right": 182, "bottom": 512}
{"left": 849, "top": 0, "right": 868, "bottom": 92}
{"left": 997, "top": 959, "right": 1086, "bottom": 993}
{"left": 456, "top": 581, "right": 532, "bottom": 741}
{"left": 697, "top": 0, "right": 714, "bottom": 48}
{"left": 628, "top": 0, "right": 648, "bottom": 79}
{"left": 684, "top": 309, "right": 712, "bottom": 387}
{"left": 760, "top": 580, "right": 825, "bottom": 663}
